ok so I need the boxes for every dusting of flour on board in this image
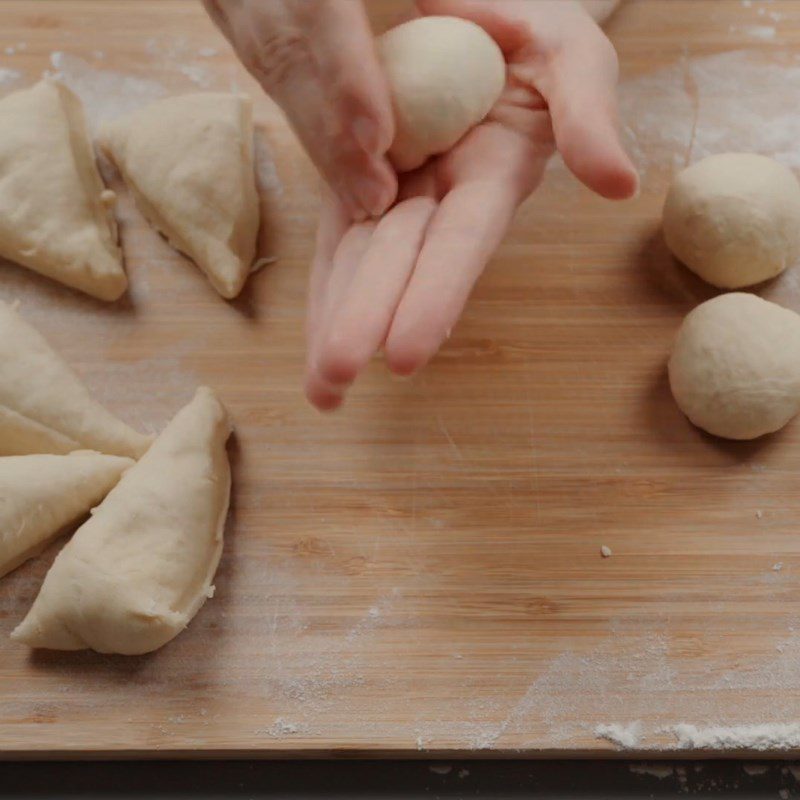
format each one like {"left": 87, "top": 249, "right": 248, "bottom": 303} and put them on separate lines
{"left": 618, "top": 50, "right": 800, "bottom": 173}
{"left": 0, "top": 67, "right": 21, "bottom": 91}
{"left": 48, "top": 52, "right": 167, "bottom": 129}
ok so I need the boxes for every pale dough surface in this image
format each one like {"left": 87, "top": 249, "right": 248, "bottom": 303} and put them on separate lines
{"left": 12, "top": 387, "right": 231, "bottom": 655}
{"left": 0, "top": 301, "right": 152, "bottom": 458}
{"left": 669, "top": 293, "right": 800, "bottom": 440}
{"left": 0, "top": 79, "right": 125, "bottom": 300}
{"left": 99, "top": 93, "right": 259, "bottom": 299}
{"left": 0, "top": 452, "right": 132, "bottom": 578}
{"left": 663, "top": 153, "right": 800, "bottom": 289}
{"left": 378, "top": 16, "right": 506, "bottom": 172}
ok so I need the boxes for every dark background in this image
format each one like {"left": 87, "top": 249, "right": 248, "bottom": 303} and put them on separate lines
{"left": 1, "top": 760, "right": 799, "bottom": 799}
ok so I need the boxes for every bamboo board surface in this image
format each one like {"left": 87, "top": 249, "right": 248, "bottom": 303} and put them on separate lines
{"left": 2, "top": 0, "right": 800, "bottom": 758}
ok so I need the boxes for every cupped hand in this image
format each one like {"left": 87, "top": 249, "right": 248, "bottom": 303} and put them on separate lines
{"left": 203, "top": 0, "right": 397, "bottom": 220}
{"left": 305, "top": 0, "right": 639, "bottom": 411}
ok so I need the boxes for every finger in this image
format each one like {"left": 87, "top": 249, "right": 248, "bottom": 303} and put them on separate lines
{"left": 319, "top": 221, "right": 377, "bottom": 334}
{"left": 384, "top": 180, "right": 518, "bottom": 376}
{"left": 202, "top": 0, "right": 236, "bottom": 43}
{"left": 226, "top": 0, "right": 398, "bottom": 218}
{"left": 305, "top": 191, "right": 349, "bottom": 411}
{"left": 306, "top": 190, "right": 349, "bottom": 347}
{"left": 538, "top": 28, "right": 638, "bottom": 200}
{"left": 306, "top": 215, "right": 376, "bottom": 410}
{"left": 313, "top": 197, "right": 437, "bottom": 388}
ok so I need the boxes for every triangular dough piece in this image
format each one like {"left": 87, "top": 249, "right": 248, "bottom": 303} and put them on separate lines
{"left": 0, "top": 302, "right": 152, "bottom": 458}
{"left": 99, "top": 93, "right": 259, "bottom": 299}
{"left": 0, "top": 406, "right": 80, "bottom": 456}
{"left": 0, "top": 451, "right": 133, "bottom": 578}
{"left": 12, "top": 387, "right": 231, "bottom": 654}
{"left": 0, "top": 79, "right": 126, "bottom": 301}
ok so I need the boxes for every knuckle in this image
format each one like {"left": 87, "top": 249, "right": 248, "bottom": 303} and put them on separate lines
{"left": 247, "top": 28, "right": 310, "bottom": 88}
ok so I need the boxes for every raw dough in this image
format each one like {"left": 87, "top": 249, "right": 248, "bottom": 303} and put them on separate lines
{"left": 377, "top": 16, "right": 506, "bottom": 171}
{"left": 0, "top": 452, "right": 132, "bottom": 578}
{"left": 99, "top": 93, "right": 259, "bottom": 299}
{"left": 668, "top": 293, "right": 800, "bottom": 440}
{"left": 12, "top": 387, "right": 231, "bottom": 654}
{"left": 0, "top": 79, "right": 126, "bottom": 300}
{"left": 663, "top": 153, "right": 800, "bottom": 289}
{"left": 0, "top": 301, "right": 152, "bottom": 458}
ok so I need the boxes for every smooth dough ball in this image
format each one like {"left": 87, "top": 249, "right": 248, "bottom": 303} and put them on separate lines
{"left": 668, "top": 293, "right": 800, "bottom": 440}
{"left": 663, "top": 153, "right": 800, "bottom": 289}
{"left": 377, "top": 16, "right": 505, "bottom": 172}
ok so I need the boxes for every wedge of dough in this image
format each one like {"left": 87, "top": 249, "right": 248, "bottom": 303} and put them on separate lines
{"left": 0, "top": 302, "right": 152, "bottom": 458}
{"left": 12, "top": 387, "right": 231, "bottom": 654}
{"left": 99, "top": 93, "right": 259, "bottom": 299}
{"left": 0, "top": 79, "right": 126, "bottom": 301}
{"left": 0, "top": 452, "right": 133, "bottom": 578}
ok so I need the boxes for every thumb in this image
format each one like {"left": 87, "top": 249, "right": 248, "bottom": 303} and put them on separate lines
{"left": 538, "top": 27, "right": 638, "bottom": 200}
{"left": 207, "top": 0, "right": 398, "bottom": 219}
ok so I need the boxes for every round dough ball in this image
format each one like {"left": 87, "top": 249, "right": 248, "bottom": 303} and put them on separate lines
{"left": 377, "top": 16, "right": 505, "bottom": 172}
{"left": 668, "top": 292, "right": 800, "bottom": 440}
{"left": 663, "top": 153, "right": 800, "bottom": 289}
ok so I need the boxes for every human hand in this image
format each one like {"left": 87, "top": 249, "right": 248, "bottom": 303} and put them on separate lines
{"left": 304, "top": 0, "right": 638, "bottom": 411}
{"left": 203, "top": 0, "right": 397, "bottom": 220}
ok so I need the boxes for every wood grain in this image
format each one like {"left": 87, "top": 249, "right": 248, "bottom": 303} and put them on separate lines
{"left": 2, "top": 0, "right": 800, "bottom": 758}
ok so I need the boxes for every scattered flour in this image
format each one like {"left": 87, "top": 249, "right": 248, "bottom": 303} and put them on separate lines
{"left": 744, "top": 24, "right": 777, "bottom": 39}
{"left": 629, "top": 763, "right": 675, "bottom": 779}
{"left": 429, "top": 765, "right": 452, "bottom": 775}
{"left": 256, "top": 718, "right": 308, "bottom": 738}
{"left": 671, "top": 723, "right": 800, "bottom": 751}
{"left": 48, "top": 51, "right": 166, "bottom": 129}
{"left": 730, "top": 24, "right": 777, "bottom": 39}
{"left": 743, "top": 764, "right": 771, "bottom": 776}
{"left": 0, "top": 67, "right": 21, "bottom": 90}
{"left": 595, "top": 721, "right": 643, "bottom": 748}
{"left": 143, "top": 34, "right": 224, "bottom": 89}
{"left": 177, "top": 63, "right": 212, "bottom": 88}
{"left": 618, "top": 50, "right": 800, "bottom": 174}
{"left": 254, "top": 130, "right": 284, "bottom": 195}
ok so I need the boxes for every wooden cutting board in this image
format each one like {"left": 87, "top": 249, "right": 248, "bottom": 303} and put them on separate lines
{"left": 3, "top": 0, "right": 800, "bottom": 758}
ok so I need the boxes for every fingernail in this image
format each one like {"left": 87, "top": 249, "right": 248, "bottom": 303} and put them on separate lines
{"left": 351, "top": 115, "right": 380, "bottom": 153}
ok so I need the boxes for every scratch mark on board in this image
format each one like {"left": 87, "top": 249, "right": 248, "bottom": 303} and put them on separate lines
{"left": 681, "top": 47, "right": 700, "bottom": 167}
{"left": 526, "top": 395, "right": 542, "bottom": 524}
{"left": 437, "top": 413, "right": 464, "bottom": 461}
